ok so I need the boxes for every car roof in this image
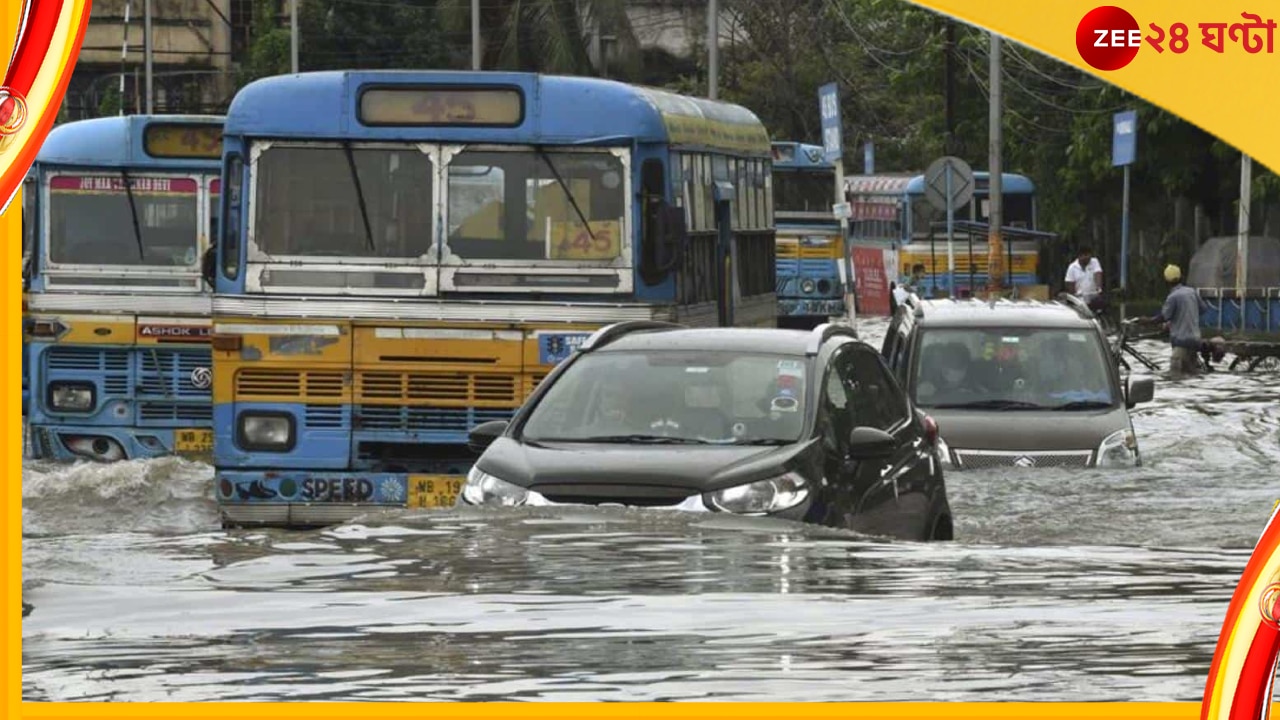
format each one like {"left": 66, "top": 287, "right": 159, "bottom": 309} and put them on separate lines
{"left": 598, "top": 327, "right": 836, "bottom": 355}
{"left": 914, "top": 297, "right": 1099, "bottom": 329}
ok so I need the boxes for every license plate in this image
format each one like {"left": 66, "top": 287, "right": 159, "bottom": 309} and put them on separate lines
{"left": 407, "top": 474, "right": 464, "bottom": 509}
{"left": 174, "top": 428, "right": 213, "bottom": 454}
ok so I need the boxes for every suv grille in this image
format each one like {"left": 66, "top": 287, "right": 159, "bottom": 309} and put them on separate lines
{"left": 954, "top": 450, "right": 1094, "bottom": 469}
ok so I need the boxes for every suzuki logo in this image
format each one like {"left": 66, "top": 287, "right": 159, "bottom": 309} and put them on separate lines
{"left": 1013, "top": 455, "right": 1037, "bottom": 468}
{"left": 190, "top": 366, "right": 213, "bottom": 390}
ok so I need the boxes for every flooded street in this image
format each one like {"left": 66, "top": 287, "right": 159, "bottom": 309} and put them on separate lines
{"left": 21, "top": 318, "right": 1280, "bottom": 702}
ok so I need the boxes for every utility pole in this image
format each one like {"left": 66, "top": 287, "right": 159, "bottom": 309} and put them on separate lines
{"left": 987, "top": 32, "right": 1004, "bottom": 295}
{"left": 1237, "top": 154, "right": 1252, "bottom": 302}
{"left": 290, "top": 0, "right": 298, "bottom": 73}
{"left": 144, "top": 0, "right": 153, "bottom": 113}
{"left": 471, "top": 0, "right": 481, "bottom": 70}
{"left": 120, "top": 0, "right": 131, "bottom": 116}
{"left": 943, "top": 19, "right": 955, "bottom": 155}
{"left": 707, "top": 0, "right": 719, "bottom": 99}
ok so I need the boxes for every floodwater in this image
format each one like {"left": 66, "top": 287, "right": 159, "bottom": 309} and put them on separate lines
{"left": 20, "top": 318, "right": 1280, "bottom": 702}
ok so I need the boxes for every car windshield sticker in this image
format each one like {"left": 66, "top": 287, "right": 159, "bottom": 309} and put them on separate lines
{"left": 686, "top": 366, "right": 710, "bottom": 374}
{"left": 1069, "top": 333, "right": 1087, "bottom": 342}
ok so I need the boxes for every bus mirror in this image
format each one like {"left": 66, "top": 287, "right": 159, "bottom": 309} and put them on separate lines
{"left": 640, "top": 204, "right": 686, "bottom": 286}
{"left": 660, "top": 204, "right": 687, "bottom": 248}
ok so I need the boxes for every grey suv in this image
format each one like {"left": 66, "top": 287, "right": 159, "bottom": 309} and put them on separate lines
{"left": 880, "top": 295, "right": 1155, "bottom": 469}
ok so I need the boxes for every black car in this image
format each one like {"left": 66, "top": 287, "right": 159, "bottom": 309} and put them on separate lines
{"left": 461, "top": 321, "right": 953, "bottom": 542}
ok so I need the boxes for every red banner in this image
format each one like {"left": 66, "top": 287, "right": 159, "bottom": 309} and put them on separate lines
{"left": 851, "top": 246, "right": 891, "bottom": 316}
{"left": 49, "top": 176, "right": 198, "bottom": 194}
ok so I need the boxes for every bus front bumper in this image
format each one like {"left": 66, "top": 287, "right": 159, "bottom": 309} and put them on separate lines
{"left": 216, "top": 470, "right": 466, "bottom": 528}
{"left": 27, "top": 424, "right": 213, "bottom": 463}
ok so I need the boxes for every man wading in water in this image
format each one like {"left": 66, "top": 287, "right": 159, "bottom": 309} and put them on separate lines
{"left": 1147, "top": 264, "right": 1210, "bottom": 378}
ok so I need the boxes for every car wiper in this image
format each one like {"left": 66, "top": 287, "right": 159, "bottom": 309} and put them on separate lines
{"left": 932, "top": 399, "right": 1047, "bottom": 410}
{"left": 729, "top": 438, "right": 791, "bottom": 446}
{"left": 563, "top": 434, "right": 709, "bottom": 445}
{"left": 535, "top": 147, "right": 596, "bottom": 242}
{"left": 341, "top": 141, "right": 376, "bottom": 253}
{"left": 1051, "top": 400, "right": 1114, "bottom": 411}
{"left": 119, "top": 168, "right": 146, "bottom": 259}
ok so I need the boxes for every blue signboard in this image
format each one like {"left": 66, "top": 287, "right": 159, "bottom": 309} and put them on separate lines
{"left": 1112, "top": 110, "right": 1137, "bottom": 167}
{"left": 818, "top": 82, "right": 843, "bottom": 163}
{"left": 537, "top": 332, "right": 592, "bottom": 365}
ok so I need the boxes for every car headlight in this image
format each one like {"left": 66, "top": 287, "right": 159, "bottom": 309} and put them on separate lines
{"left": 460, "top": 466, "right": 528, "bottom": 507}
{"left": 935, "top": 436, "right": 955, "bottom": 468}
{"left": 706, "top": 471, "right": 809, "bottom": 515}
{"left": 801, "top": 279, "right": 816, "bottom": 294}
{"left": 237, "top": 412, "right": 295, "bottom": 451}
{"left": 49, "top": 382, "right": 94, "bottom": 411}
{"left": 1096, "top": 429, "right": 1139, "bottom": 467}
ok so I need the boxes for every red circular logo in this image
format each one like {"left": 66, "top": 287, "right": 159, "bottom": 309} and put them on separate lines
{"left": 1076, "top": 6, "right": 1141, "bottom": 71}
{"left": 0, "top": 88, "right": 28, "bottom": 136}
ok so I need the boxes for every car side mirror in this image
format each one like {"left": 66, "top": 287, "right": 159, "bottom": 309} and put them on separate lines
{"left": 847, "top": 426, "right": 897, "bottom": 460}
{"left": 1126, "top": 377, "right": 1154, "bottom": 408}
{"left": 468, "top": 419, "right": 509, "bottom": 454}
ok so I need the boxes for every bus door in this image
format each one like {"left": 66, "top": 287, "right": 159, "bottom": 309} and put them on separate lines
{"left": 713, "top": 179, "right": 737, "bottom": 326}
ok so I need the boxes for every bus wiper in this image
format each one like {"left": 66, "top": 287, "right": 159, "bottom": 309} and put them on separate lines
{"left": 342, "top": 141, "right": 376, "bottom": 253}
{"left": 119, "top": 168, "right": 146, "bottom": 259}
{"left": 536, "top": 147, "right": 596, "bottom": 242}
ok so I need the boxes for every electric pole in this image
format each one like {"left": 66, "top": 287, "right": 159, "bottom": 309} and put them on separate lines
{"left": 987, "top": 32, "right": 1004, "bottom": 295}
{"left": 472, "top": 0, "right": 481, "bottom": 70}
{"left": 144, "top": 0, "right": 153, "bottom": 113}
{"left": 708, "top": 0, "right": 719, "bottom": 99}
{"left": 290, "top": 0, "right": 298, "bottom": 73}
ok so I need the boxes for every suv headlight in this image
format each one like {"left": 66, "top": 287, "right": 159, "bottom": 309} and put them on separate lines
{"left": 801, "top": 279, "right": 816, "bottom": 294}
{"left": 460, "top": 466, "right": 528, "bottom": 507}
{"left": 1096, "top": 429, "right": 1139, "bottom": 467}
{"left": 706, "top": 471, "right": 809, "bottom": 515}
{"left": 49, "top": 382, "right": 94, "bottom": 411}
{"left": 237, "top": 412, "right": 295, "bottom": 451}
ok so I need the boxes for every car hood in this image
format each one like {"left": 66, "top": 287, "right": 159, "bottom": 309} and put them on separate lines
{"left": 927, "top": 406, "right": 1132, "bottom": 452}
{"left": 477, "top": 437, "right": 812, "bottom": 497}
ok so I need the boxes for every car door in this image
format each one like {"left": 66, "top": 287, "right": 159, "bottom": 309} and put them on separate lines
{"left": 844, "top": 345, "right": 935, "bottom": 539}
{"left": 815, "top": 344, "right": 876, "bottom": 529}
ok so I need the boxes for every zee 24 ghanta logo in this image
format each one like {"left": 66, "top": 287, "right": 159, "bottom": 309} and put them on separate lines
{"left": 1075, "top": 5, "right": 1276, "bottom": 71}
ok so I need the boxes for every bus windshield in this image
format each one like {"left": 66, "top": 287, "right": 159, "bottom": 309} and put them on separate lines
{"left": 254, "top": 144, "right": 434, "bottom": 259}
{"left": 446, "top": 149, "right": 626, "bottom": 263}
{"left": 48, "top": 173, "right": 201, "bottom": 268}
{"left": 773, "top": 168, "right": 834, "bottom": 214}
{"left": 22, "top": 176, "right": 34, "bottom": 259}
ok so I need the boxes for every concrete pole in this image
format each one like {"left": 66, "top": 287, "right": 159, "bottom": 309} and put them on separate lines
{"left": 708, "top": 0, "right": 719, "bottom": 99}
{"left": 144, "top": 0, "right": 153, "bottom": 113}
{"left": 290, "top": 0, "right": 298, "bottom": 73}
{"left": 1237, "top": 154, "right": 1252, "bottom": 300}
{"left": 987, "top": 32, "right": 1004, "bottom": 295}
{"left": 471, "top": 0, "right": 481, "bottom": 70}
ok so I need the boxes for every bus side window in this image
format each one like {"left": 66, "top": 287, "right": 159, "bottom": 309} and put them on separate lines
{"left": 638, "top": 158, "right": 671, "bottom": 285}
{"left": 221, "top": 154, "right": 243, "bottom": 280}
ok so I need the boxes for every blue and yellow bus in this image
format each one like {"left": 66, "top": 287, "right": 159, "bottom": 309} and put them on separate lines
{"left": 210, "top": 70, "right": 778, "bottom": 527}
{"left": 24, "top": 115, "right": 224, "bottom": 462}
{"left": 845, "top": 171, "right": 1040, "bottom": 303}
{"left": 770, "top": 141, "right": 845, "bottom": 329}
{"left": 22, "top": 168, "right": 35, "bottom": 416}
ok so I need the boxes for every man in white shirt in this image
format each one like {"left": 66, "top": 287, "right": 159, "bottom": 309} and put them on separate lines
{"left": 1064, "top": 246, "right": 1104, "bottom": 312}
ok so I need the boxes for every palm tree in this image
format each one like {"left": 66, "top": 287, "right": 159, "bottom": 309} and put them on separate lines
{"left": 437, "top": 0, "right": 642, "bottom": 79}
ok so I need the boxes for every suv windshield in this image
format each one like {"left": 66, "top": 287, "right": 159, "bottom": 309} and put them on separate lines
{"left": 520, "top": 350, "right": 809, "bottom": 444}
{"left": 912, "top": 327, "right": 1116, "bottom": 410}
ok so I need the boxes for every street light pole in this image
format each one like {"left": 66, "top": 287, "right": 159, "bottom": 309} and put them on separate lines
{"left": 144, "top": 0, "right": 153, "bottom": 113}
{"left": 707, "top": 0, "right": 719, "bottom": 99}
{"left": 290, "top": 0, "right": 298, "bottom": 73}
{"left": 471, "top": 0, "right": 481, "bottom": 70}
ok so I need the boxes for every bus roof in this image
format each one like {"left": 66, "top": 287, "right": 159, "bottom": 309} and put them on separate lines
{"left": 35, "top": 114, "right": 225, "bottom": 169}
{"left": 224, "top": 70, "right": 772, "bottom": 157}
{"left": 770, "top": 141, "right": 833, "bottom": 169}
{"left": 846, "top": 172, "right": 1036, "bottom": 195}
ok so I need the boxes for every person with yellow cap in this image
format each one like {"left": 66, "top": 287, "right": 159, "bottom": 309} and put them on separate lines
{"left": 1147, "top": 263, "right": 1210, "bottom": 377}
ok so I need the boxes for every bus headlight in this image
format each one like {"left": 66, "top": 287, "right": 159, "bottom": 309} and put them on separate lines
{"left": 801, "top": 280, "right": 816, "bottom": 294}
{"left": 237, "top": 412, "right": 295, "bottom": 451}
{"left": 48, "top": 382, "right": 94, "bottom": 411}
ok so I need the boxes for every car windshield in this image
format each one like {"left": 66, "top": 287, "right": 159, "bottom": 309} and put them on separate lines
{"left": 912, "top": 327, "right": 1117, "bottom": 410}
{"left": 520, "top": 350, "right": 810, "bottom": 444}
